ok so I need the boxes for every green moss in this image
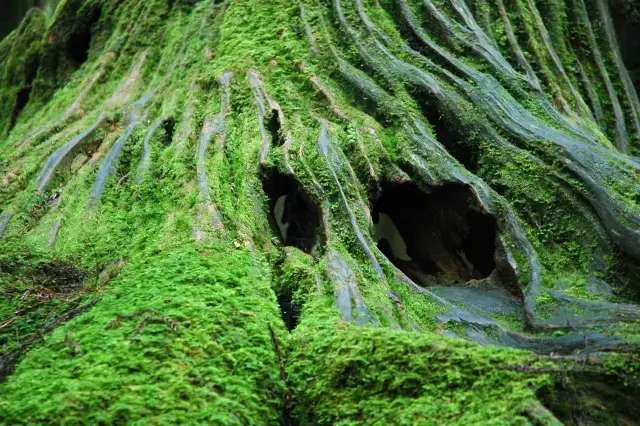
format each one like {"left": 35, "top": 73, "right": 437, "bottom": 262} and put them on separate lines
{"left": 288, "top": 324, "right": 550, "bottom": 425}
{"left": 0, "top": 242, "right": 286, "bottom": 424}
{"left": 1, "top": 0, "right": 640, "bottom": 422}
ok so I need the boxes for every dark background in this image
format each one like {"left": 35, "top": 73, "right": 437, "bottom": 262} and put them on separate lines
{"left": 0, "top": 0, "right": 58, "bottom": 39}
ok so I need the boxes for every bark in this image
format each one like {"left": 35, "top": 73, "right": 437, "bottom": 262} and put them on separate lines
{"left": 0, "top": 0, "right": 639, "bottom": 424}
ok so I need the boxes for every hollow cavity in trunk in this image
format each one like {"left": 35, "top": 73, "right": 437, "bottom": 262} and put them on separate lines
{"left": 261, "top": 167, "right": 323, "bottom": 254}
{"left": 371, "top": 181, "right": 497, "bottom": 285}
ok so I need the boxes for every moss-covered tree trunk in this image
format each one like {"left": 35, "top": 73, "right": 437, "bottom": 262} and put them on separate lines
{"left": 1, "top": 0, "right": 639, "bottom": 424}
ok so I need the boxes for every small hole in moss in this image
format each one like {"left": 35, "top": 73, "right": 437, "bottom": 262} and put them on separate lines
{"left": 161, "top": 118, "right": 176, "bottom": 146}
{"left": 277, "top": 289, "right": 300, "bottom": 331}
{"left": 9, "top": 87, "right": 32, "bottom": 130}
{"left": 266, "top": 110, "right": 284, "bottom": 147}
{"left": 371, "top": 181, "right": 497, "bottom": 284}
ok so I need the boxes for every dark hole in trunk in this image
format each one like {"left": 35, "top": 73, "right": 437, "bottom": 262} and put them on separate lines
{"left": 371, "top": 181, "right": 497, "bottom": 285}
{"left": 266, "top": 110, "right": 285, "bottom": 147}
{"left": 161, "top": 117, "right": 176, "bottom": 145}
{"left": 277, "top": 290, "right": 300, "bottom": 331}
{"left": 413, "top": 88, "right": 479, "bottom": 172}
{"left": 260, "top": 167, "right": 323, "bottom": 254}
{"left": 66, "top": 8, "right": 100, "bottom": 66}
{"left": 66, "top": 28, "right": 91, "bottom": 65}
{"left": 537, "top": 371, "right": 640, "bottom": 425}
{"left": 9, "top": 87, "right": 32, "bottom": 130}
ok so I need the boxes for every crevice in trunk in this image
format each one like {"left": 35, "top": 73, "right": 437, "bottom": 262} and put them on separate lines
{"left": 261, "top": 167, "right": 323, "bottom": 331}
{"left": 381, "top": 0, "right": 459, "bottom": 81}
{"left": 371, "top": 180, "right": 497, "bottom": 285}
{"left": 41, "top": 134, "right": 104, "bottom": 200}
{"left": 266, "top": 109, "right": 285, "bottom": 147}
{"left": 68, "top": 136, "right": 103, "bottom": 173}
{"left": 267, "top": 323, "right": 297, "bottom": 425}
{"left": 538, "top": 370, "right": 640, "bottom": 425}
{"left": 161, "top": 117, "right": 176, "bottom": 145}
{"left": 276, "top": 286, "right": 300, "bottom": 332}
{"left": 9, "top": 87, "right": 33, "bottom": 131}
